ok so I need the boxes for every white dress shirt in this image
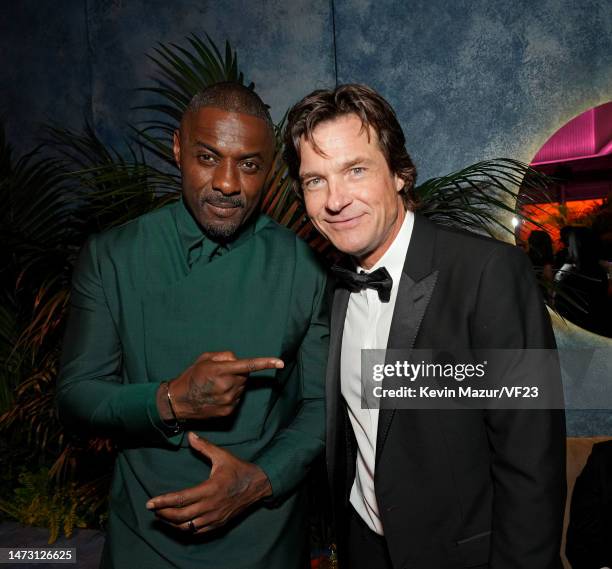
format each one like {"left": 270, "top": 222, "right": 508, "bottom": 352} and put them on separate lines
{"left": 340, "top": 210, "right": 415, "bottom": 535}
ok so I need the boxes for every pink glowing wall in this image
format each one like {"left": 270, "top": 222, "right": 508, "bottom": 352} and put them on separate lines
{"left": 531, "top": 102, "right": 612, "bottom": 165}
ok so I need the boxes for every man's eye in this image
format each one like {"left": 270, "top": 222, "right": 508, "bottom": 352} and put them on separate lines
{"left": 197, "top": 154, "right": 216, "bottom": 164}
{"left": 351, "top": 167, "right": 365, "bottom": 176}
{"left": 241, "top": 161, "right": 260, "bottom": 172}
{"left": 305, "top": 177, "right": 323, "bottom": 189}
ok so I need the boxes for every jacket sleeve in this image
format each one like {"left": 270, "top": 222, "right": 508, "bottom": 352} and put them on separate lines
{"left": 566, "top": 442, "right": 612, "bottom": 569}
{"left": 252, "top": 265, "right": 329, "bottom": 500}
{"left": 471, "top": 246, "right": 566, "bottom": 569}
{"left": 56, "top": 235, "right": 184, "bottom": 446}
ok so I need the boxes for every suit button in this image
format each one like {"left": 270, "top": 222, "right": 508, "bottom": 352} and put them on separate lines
{"left": 386, "top": 505, "right": 398, "bottom": 512}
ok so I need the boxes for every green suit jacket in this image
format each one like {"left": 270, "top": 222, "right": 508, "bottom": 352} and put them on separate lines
{"left": 57, "top": 200, "right": 329, "bottom": 569}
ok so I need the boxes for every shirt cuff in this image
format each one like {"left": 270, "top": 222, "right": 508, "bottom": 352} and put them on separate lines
{"left": 252, "top": 454, "right": 284, "bottom": 503}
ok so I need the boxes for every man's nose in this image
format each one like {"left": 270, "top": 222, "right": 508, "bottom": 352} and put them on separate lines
{"left": 212, "top": 159, "right": 240, "bottom": 195}
{"left": 325, "top": 179, "right": 352, "bottom": 213}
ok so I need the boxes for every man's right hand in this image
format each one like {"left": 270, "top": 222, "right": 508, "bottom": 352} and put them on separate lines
{"left": 156, "top": 351, "right": 284, "bottom": 421}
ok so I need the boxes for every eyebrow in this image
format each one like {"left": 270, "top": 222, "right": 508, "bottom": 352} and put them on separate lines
{"left": 299, "top": 156, "right": 372, "bottom": 182}
{"left": 192, "top": 141, "right": 265, "bottom": 161}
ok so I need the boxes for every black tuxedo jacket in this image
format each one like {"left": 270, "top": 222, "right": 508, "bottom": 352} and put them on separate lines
{"left": 326, "top": 214, "right": 566, "bottom": 569}
{"left": 566, "top": 440, "right": 612, "bottom": 569}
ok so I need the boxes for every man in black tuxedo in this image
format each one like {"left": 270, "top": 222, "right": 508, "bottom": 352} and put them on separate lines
{"left": 283, "top": 84, "right": 566, "bottom": 569}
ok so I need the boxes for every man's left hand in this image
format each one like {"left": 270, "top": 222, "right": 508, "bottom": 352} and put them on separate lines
{"left": 145, "top": 432, "right": 272, "bottom": 534}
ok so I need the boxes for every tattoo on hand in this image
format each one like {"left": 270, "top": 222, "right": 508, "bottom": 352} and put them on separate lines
{"left": 187, "top": 374, "right": 217, "bottom": 407}
{"left": 227, "top": 472, "right": 251, "bottom": 498}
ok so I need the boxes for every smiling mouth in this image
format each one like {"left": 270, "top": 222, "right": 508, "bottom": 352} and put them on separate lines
{"left": 326, "top": 214, "right": 365, "bottom": 228}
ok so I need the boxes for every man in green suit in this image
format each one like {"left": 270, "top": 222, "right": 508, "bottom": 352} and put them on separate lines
{"left": 57, "top": 82, "right": 329, "bottom": 569}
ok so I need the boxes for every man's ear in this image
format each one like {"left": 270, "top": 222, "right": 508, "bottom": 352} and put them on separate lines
{"left": 173, "top": 129, "right": 181, "bottom": 169}
{"left": 394, "top": 173, "right": 404, "bottom": 193}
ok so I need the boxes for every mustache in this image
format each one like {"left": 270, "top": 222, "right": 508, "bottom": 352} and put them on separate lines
{"left": 200, "top": 194, "right": 245, "bottom": 208}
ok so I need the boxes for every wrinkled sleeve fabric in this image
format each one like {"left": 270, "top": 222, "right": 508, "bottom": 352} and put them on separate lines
{"left": 471, "top": 246, "right": 566, "bottom": 569}
{"left": 56, "top": 236, "right": 183, "bottom": 446}
{"left": 254, "top": 264, "right": 329, "bottom": 500}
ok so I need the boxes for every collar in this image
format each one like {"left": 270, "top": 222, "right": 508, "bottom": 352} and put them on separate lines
{"left": 359, "top": 209, "right": 415, "bottom": 290}
{"left": 172, "top": 198, "right": 259, "bottom": 262}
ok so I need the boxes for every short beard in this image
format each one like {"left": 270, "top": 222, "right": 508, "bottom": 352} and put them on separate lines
{"left": 201, "top": 218, "right": 242, "bottom": 241}
{"left": 199, "top": 193, "right": 245, "bottom": 242}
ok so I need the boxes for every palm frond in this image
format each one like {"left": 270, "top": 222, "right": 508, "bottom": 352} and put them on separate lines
{"left": 416, "top": 158, "right": 552, "bottom": 238}
{"left": 134, "top": 34, "right": 249, "bottom": 160}
{"left": 46, "top": 124, "right": 181, "bottom": 231}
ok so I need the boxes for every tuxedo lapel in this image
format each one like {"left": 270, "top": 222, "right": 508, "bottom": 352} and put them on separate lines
{"left": 376, "top": 214, "right": 439, "bottom": 461}
{"left": 326, "top": 285, "right": 350, "bottom": 487}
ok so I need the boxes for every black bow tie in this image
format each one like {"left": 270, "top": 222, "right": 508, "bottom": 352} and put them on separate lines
{"left": 330, "top": 265, "right": 393, "bottom": 302}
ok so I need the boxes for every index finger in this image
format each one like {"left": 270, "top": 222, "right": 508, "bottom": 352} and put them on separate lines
{"left": 220, "top": 357, "right": 284, "bottom": 375}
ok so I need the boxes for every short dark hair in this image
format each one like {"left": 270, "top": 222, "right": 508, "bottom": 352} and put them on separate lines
{"left": 283, "top": 84, "right": 417, "bottom": 208}
{"left": 184, "top": 82, "right": 274, "bottom": 135}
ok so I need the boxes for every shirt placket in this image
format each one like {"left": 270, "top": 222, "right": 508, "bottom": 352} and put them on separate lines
{"left": 364, "top": 288, "right": 381, "bottom": 434}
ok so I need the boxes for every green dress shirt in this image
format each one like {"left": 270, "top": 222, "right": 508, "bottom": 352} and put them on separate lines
{"left": 57, "top": 199, "right": 329, "bottom": 569}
